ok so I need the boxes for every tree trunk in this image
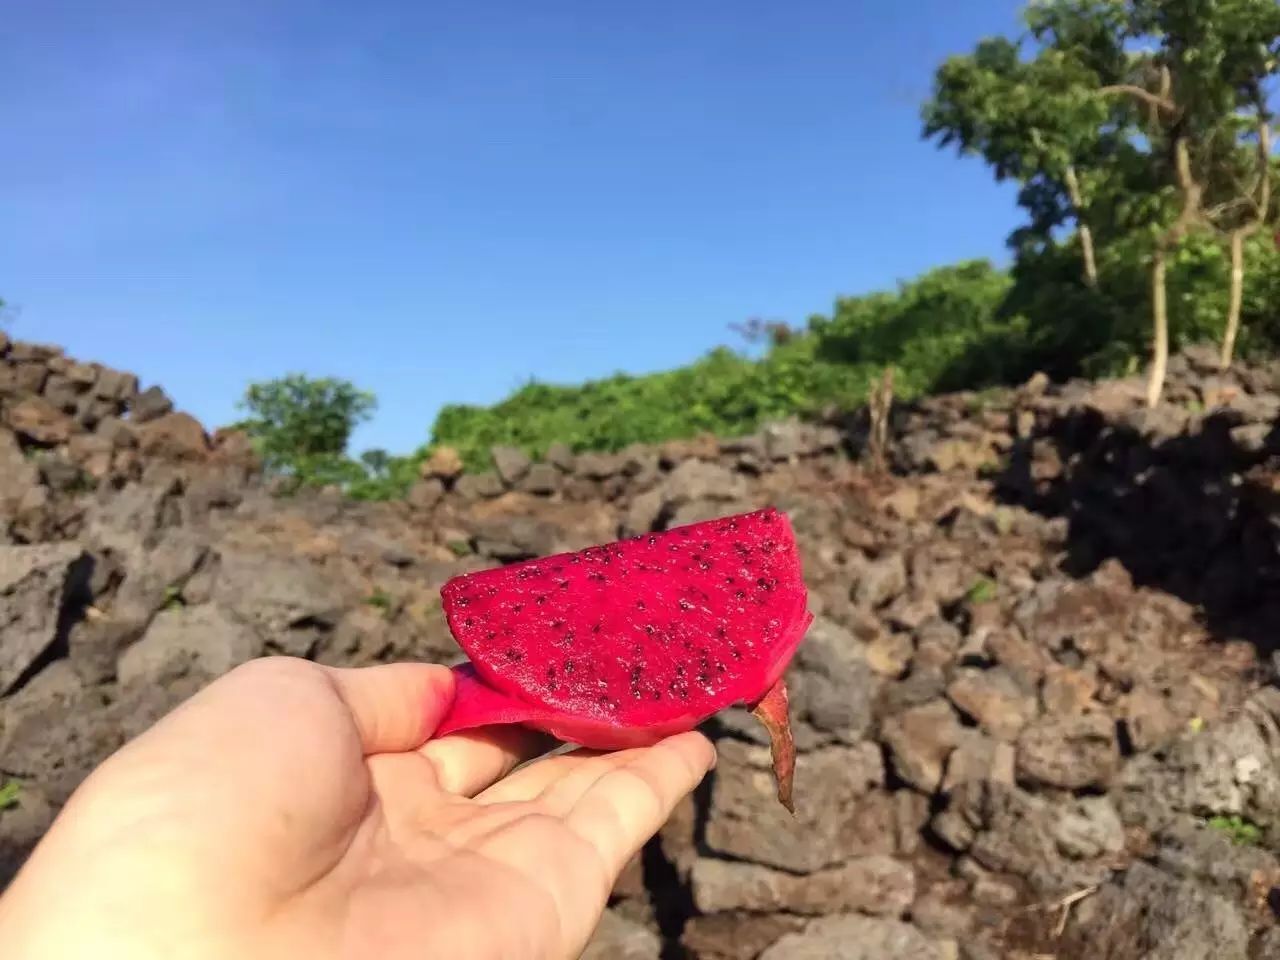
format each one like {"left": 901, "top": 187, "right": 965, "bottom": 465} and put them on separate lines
{"left": 1221, "top": 229, "right": 1245, "bottom": 369}
{"left": 1063, "top": 165, "right": 1098, "bottom": 287}
{"left": 1147, "top": 248, "right": 1169, "bottom": 408}
{"left": 1145, "top": 136, "right": 1201, "bottom": 408}
{"left": 1218, "top": 106, "right": 1271, "bottom": 370}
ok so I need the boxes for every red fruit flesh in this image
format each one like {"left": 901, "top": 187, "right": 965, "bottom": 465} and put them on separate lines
{"left": 433, "top": 507, "right": 811, "bottom": 803}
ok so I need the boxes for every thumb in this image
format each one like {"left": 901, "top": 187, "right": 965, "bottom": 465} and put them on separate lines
{"left": 324, "top": 662, "right": 456, "bottom": 754}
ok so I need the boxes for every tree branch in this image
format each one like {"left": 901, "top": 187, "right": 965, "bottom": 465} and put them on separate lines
{"left": 1098, "top": 84, "right": 1178, "bottom": 116}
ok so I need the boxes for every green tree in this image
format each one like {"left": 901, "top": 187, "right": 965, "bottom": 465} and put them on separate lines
{"left": 359, "top": 448, "right": 391, "bottom": 477}
{"left": 928, "top": 0, "right": 1280, "bottom": 405}
{"left": 923, "top": 28, "right": 1124, "bottom": 287}
{"left": 236, "top": 375, "right": 376, "bottom": 478}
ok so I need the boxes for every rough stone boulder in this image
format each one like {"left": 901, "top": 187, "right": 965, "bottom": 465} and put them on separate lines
{"left": 1117, "top": 688, "right": 1280, "bottom": 832}
{"left": 1016, "top": 711, "right": 1119, "bottom": 790}
{"left": 881, "top": 698, "right": 963, "bottom": 794}
{"left": 117, "top": 604, "right": 263, "bottom": 685}
{"left": 6, "top": 397, "right": 73, "bottom": 446}
{"left": 136, "top": 413, "right": 210, "bottom": 461}
{"left": 210, "top": 550, "right": 348, "bottom": 656}
{"left": 580, "top": 909, "right": 661, "bottom": 960}
{"left": 759, "top": 914, "right": 945, "bottom": 960}
{"left": 0, "top": 662, "right": 121, "bottom": 804}
{"left": 691, "top": 855, "right": 915, "bottom": 917}
{"left": 1063, "top": 862, "right": 1250, "bottom": 960}
{"left": 0, "top": 544, "right": 93, "bottom": 695}
{"left": 705, "top": 739, "right": 892, "bottom": 873}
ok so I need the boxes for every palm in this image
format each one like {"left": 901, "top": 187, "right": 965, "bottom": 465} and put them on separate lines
{"left": 315, "top": 735, "right": 703, "bottom": 960}
{"left": 21, "top": 659, "right": 713, "bottom": 960}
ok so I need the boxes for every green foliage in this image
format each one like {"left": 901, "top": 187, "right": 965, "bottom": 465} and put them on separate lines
{"left": 1206, "top": 814, "right": 1263, "bottom": 846}
{"left": 219, "top": 2, "right": 1280, "bottom": 490}
{"left": 236, "top": 375, "right": 376, "bottom": 476}
{"left": 346, "top": 449, "right": 423, "bottom": 501}
{"left": 425, "top": 240, "right": 1280, "bottom": 468}
{"left": 161, "top": 585, "right": 184, "bottom": 611}
{"left": 0, "top": 779, "right": 20, "bottom": 811}
{"left": 230, "top": 374, "right": 425, "bottom": 499}
{"left": 811, "top": 260, "right": 1025, "bottom": 394}
{"left": 364, "top": 588, "right": 395, "bottom": 619}
{"left": 446, "top": 539, "right": 473, "bottom": 558}
{"left": 431, "top": 343, "right": 868, "bottom": 470}
{"left": 966, "top": 577, "right": 999, "bottom": 605}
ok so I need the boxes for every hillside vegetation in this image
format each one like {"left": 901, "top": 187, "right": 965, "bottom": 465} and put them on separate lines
{"left": 130, "top": 0, "right": 1280, "bottom": 493}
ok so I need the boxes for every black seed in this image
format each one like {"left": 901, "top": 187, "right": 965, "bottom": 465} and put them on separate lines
{"left": 485, "top": 630, "right": 497, "bottom": 641}
{"left": 647, "top": 535, "right": 657, "bottom": 546}
{"left": 536, "top": 595, "right": 547, "bottom": 605}
{"left": 699, "top": 560, "right": 712, "bottom": 571}
{"left": 678, "top": 598, "right": 693, "bottom": 611}
{"left": 592, "top": 621, "right": 602, "bottom": 634}
{"left": 644, "top": 624, "right": 656, "bottom": 635}
{"left": 564, "top": 660, "right": 575, "bottom": 675}
{"left": 735, "top": 590, "right": 746, "bottom": 600}
{"left": 455, "top": 597, "right": 470, "bottom": 607}
{"left": 636, "top": 599, "right": 646, "bottom": 611}
{"left": 463, "top": 617, "right": 474, "bottom": 627}
{"left": 505, "top": 648, "right": 522, "bottom": 661}
{"left": 512, "top": 602, "right": 524, "bottom": 613}
{"left": 550, "top": 618, "right": 565, "bottom": 630}
{"left": 570, "top": 556, "right": 582, "bottom": 564}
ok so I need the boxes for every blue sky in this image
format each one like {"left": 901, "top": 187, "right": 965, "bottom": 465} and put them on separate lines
{"left": 4, "top": 0, "right": 1024, "bottom": 454}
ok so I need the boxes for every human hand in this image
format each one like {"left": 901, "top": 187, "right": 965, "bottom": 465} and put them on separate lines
{"left": 0, "top": 657, "right": 716, "bottom": 960}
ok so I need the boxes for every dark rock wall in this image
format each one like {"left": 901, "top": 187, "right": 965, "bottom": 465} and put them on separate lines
{"left": 2, "top": 335, "right": 1280, "bottom": 959}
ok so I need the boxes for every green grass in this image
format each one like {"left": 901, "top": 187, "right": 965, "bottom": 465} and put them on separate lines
{"left": 446, "top": 539, "right": 473, "bottom": 558}
{"left": 966, "top": 577, "right": 999, "bottom": 604}
{"left": 1206, "top": 814, "right": 1263, "bottom": 846}
{"left": 161, "top": 585, "right": 185, "bottom": 611}
{"left": 0, "top": 779, "right": 21, "bottom": 811}
{"left": 364, "top": 588, "right": 395, "bottom": 619}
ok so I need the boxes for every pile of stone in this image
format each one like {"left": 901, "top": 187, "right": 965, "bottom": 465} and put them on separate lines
{"left": 0, "top": 335, "right": 256, "bottom": 543}
{"left": 2, "top": 334, "right": 1279, "bottom": 959}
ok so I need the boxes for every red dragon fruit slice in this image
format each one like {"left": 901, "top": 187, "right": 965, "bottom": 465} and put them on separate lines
{"left": 433, "top": 507, "right": 811, "bottom": 809}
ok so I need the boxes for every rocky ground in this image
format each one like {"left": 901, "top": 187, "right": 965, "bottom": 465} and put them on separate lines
{"left": 2, "top": 333, "right": 1279, "bottom": 959}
